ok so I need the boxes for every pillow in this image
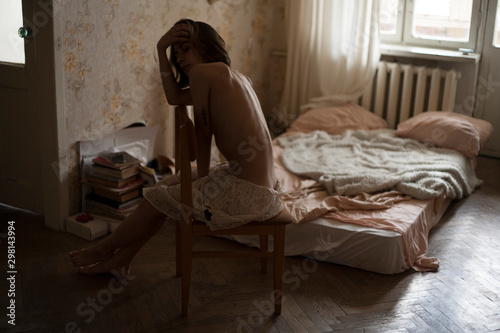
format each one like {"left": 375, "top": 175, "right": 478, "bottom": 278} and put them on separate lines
{"left": 396, "top": 111, "right": 493, "bottom": 157}
{"left": 288, "top": 103, "right": 387, "bottom": 135}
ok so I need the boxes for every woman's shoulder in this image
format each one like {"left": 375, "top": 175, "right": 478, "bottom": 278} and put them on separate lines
{"left": 192, "top": 63, "right": 251, "bottom": 84}
{"left": 189, "top": 63, "right": 237, "bottom": 89}
{"left": 190, "top": 62, "right": 229, "bottom": 77}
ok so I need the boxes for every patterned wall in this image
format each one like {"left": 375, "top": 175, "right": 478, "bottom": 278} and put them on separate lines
{"left": 55, "top": 0, "right": 286, "bottom": 212}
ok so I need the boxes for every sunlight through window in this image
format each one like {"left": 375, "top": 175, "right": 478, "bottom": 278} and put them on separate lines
{"left": 0, "top": 2, "right": 25, "bottom": 64}
{"left": 494, "top": 0, "right": 500, "bottom": 47}
{"left": 412, "top": 0, "right": 473, "bottom": 42}
{"left": 380, "top": 0, "right": 399, "bottom": 35}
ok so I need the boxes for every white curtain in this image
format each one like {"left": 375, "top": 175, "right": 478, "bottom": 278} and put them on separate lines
{"left": 280, "top": 0, "right": 380, "bottom": 119}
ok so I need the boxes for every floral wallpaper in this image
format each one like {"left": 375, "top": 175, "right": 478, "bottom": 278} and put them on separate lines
{"left": 54, "top": 0, "right": 286, "bottom": 213}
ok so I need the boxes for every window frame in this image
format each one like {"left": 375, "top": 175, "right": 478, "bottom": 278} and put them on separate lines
{"left": 380, "top": 0, "right": 483, "bottom": 51}
{"left": 379, "top": 0, "right": 405, "bottom": 43}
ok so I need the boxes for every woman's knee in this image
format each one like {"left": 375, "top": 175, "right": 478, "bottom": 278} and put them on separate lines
{"left": 136, "top": 199, "right": 166, "bottom": 220}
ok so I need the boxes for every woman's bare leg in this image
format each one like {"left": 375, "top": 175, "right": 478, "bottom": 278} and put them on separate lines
{"left": 69, "top": 199, "right": 166, "bottom": 268}
{"left": 78, "top": 232, "right": 152, "bottom": 276}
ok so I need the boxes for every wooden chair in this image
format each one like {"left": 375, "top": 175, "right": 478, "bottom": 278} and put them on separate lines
{"left": 174, "top": 105, "right": 293, "bottom": 316}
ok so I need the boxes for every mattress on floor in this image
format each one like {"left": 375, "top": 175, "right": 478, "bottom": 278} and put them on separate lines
{"left": 227, "top": 194, "right": 451, "bottom": 274}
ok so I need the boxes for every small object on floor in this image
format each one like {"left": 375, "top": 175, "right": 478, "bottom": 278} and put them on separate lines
{"left": 75, "top": 213, "right": 94, "bottom": 223}
{"left": 66, "top": 214, "right": 108, "bottom": 241}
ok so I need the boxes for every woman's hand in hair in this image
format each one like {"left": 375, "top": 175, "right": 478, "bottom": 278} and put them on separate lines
{"left": 157, "top": 23, "right": 190, "bottom": 51}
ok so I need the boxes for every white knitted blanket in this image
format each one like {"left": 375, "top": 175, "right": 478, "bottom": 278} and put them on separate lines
{"left": 277, "top": 129, "right": 481, "bottom": 200}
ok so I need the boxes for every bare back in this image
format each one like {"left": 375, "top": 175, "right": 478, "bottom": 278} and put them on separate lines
{"left": 188, "top": 62, "right": 277, "bottom": 189}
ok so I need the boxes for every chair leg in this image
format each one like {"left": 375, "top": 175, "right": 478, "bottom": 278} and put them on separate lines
{"left": 175, "top": 222, "right": 181, "bottom": 277}
{"left": 273, "top": 225, "right": 287, "bottom": 314}
{"left": 180, "top": 224, "right": 193, "bottom": 316}
{"left": 259, "top": 234, "right": 268, "bottom": 273}
{"left": 181, "top": 260, "right": 192, "bottom": 316}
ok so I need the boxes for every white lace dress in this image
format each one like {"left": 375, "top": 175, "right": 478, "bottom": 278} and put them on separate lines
{"left": 143, "top": 164, "right": 285, "bottom": 230}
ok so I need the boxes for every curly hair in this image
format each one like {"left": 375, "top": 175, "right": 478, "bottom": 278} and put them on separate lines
{"left": 170, "top": 19, "right": 231, "bottom": 87}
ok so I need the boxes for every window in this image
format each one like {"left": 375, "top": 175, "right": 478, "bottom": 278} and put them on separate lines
{"left": 380, "top": 0, "right": 404, "bottom": 42}
{"left": 494, "top": 0, "right": 500, "bottom": 47}
{"left": 0, "top": 1, "right": 25, "bottom": 64}
{"left": 380, "top": 0, "right": 482, "bottom": 51}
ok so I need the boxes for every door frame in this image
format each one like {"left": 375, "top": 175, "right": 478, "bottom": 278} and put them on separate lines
{"left": 0, "top": 0, "right": 68, "bottom": 230}
{"left": 476, "top": 0, "right": 500, "bottom": 157}
{"left": 36, "top": 0, "right": 69, "bottom": 230}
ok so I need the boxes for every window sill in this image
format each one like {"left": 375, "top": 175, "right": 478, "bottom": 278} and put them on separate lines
{"left": 380, "top": 44, "right": 481, "bottom": 64}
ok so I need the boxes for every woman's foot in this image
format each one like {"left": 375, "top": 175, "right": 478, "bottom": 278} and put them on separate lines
{"left": 68, "top": 245, "right": 112, "bottom": 268}
{"left": 78, "top": 249, "right": 132, "bottom": 276}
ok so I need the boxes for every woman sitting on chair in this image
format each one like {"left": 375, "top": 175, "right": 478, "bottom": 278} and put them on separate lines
{"left": 69, "top": 18, "right": 286, "bottom": 275}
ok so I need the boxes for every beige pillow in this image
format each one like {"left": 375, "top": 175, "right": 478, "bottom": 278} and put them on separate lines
{"left": 288, "top": 103, "right": 387, "bottom": 135}
{"left": 397, "top": 111, "right": 493, "bottom": 157}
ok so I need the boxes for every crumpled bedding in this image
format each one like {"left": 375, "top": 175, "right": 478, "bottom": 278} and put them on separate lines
{"left": 277, "top": 129, "right": 481, "bottom": 200}
{"left": 272, "top": 130, "right": 479, "bottom": 272}
{"left": 321, "top": 194, "right": 449, "bottom": 272}
{"left": 274, "top": 136, "right": 411, "bottom": 224}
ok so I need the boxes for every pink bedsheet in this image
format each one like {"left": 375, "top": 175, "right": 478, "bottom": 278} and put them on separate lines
{"left": 274, "top": 141, "right": 451, "bottom": 272}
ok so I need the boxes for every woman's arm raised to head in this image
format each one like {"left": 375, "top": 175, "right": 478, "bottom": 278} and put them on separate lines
{"left": 157, "top": 25, "right": 192, "bottom": 106}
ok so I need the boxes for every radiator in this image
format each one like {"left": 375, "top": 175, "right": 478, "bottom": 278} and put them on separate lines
{"left": 359, "top": 61, "right": 461, "bottom": 128}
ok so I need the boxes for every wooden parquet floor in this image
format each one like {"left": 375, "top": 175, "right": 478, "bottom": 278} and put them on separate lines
{"left": 0, "top": 156, "right": 499, "bottom": 333}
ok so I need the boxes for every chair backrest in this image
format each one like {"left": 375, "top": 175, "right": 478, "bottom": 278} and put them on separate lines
{"left": 176, "top": 105, "right": 198, "bottom": 222}
{"left": 175, "top": 106, "right": 196, "bottom": 172}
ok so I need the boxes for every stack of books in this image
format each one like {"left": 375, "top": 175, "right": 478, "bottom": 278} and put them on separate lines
{"left": 85, "top": 151, "right": 144, "bottom": 220}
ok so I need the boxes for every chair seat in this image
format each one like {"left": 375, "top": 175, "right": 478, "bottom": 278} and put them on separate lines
{"left": 191, "top": 208, "right": 293, "bottom": 227}
{"left": 190, "top": 208, "right": 292, "bottom": 236}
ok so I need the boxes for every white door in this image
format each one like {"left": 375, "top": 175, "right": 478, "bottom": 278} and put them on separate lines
{"left": 0, "top": 0, "right": 44, "bottom": 213}
{"left": 0, "top": 0, "right": 68, "bottom": 230}
{"left": 477, "top": 0, "right": 500, "bottom": 158}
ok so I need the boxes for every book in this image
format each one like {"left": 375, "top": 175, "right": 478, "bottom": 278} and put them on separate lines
{"left": 86, "top": 174, "right": 139, "bottom": 188}
{"left": 85, "top": 194, "right": 142, "bottom": 220}
{"left": 139, "top": 165, "right": 158, "bottom": 187}
{"left": 86, "top": 177, "right": 144, "bottom": 193}
{"left": 85, "top": 204, "right": 131, "bottom": 220}
{"left": 91, "top": 164, "right": 139, "bottom": 179}
{"left": 83, "top": 152, "right": 144, "bottom": 220}
{"left": 86, "top": 177, "right": 144, "bottom": 202}
{"left": 86, "top": 193, "right": 142, "bottom": 209}
{"left": 93, "top": 151, "right": 142, "bottom": 170}
{"left": 94, "top": 188, "right": 140, "bottom": 203}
